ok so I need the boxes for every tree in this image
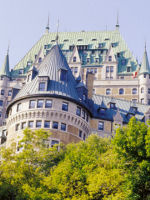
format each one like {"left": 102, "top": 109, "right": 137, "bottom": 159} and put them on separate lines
{"left": 113, "top": 117, "right": 150, "bottom": 200}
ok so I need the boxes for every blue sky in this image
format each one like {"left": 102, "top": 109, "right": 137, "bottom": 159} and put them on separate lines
{"left": 0, "top": 0, "right": 150, "bottom": 68}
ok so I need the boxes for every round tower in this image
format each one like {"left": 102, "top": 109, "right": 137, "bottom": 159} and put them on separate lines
{"left": 139, "top": 44, "right": 150, "bottom": 105}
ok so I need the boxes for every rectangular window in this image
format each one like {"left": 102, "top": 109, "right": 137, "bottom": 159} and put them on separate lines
{"left": 108, "top": 56, "right": 112, "bottom": 61}
{"left": 74, "top": 67, "right": 78, "bottom": 73}
{"left": 29, "top": 100, "right": 36, "bottom": 109}
{"left": 39, "top": 82, "right": 45, "bottom": 91}
{"left": 94, "top": 68, "right": 97, "bottom": 73}
{"left": 110, "top": 66, "right": 114, "bottom": 72}
{"left": 98, "top": 121, "right": 104, "bottom": 131}
{"left": 17, "top": 103, "right": 21, "bottom": 112}
{"left": 36, "top": 120, "right": 42, "bottom": 128}
{"left": 16, "top": 124, "right": 20, "bottom": 131}
{"left": 127, "top": 67, "right": 131, "bottom": 72}
{"left": 44, "top": 121, "right": 50, "bottom": 128}
{"left": 45, "top": 100, "right": 52, "bottom": 108}
{"left": 82, "top": 110, "right": 85, "bottom": 119}
{"left": 79, "top": 130, "right": 82, "bottom": 138}
{"left": 86, "top": 113, "right": 89, "bottom": 122}
{"left": 62, "top": 102, "right": 68, "bottom": 111}
{"left": 132, "top": 99, "right": 137, "bottom": 103}
{"left": 53, "top": 121, "right": 58, "bottom": 129}
{"left": 61, "top": 123, "right": 66, "bottom": 131}
{"left": 37, "top": 100, "right": 44, "bottom": 108}
{"left": 51, "top": 140, "right": 59, "bottom": 147}
{"left": 106, "top": 66, "right": 109, "bottom": 73}
{"left": 8, "top": 90, "right": 12, "bottom": 96}
{"left": 148, "top": 99, "right": 150, "bottom": 105}
{"left": 21, "top": 122, "right": 26, "bottom": 129}
{"left": 141, "top": 98, "right": 144, "bottom": 104}
{"left": 0, "top": 100, "right": 3, "bottom": 107}
{"left": 144, "top": 74, "right": 146, "bottom": 78}
{"left": 28, "top": 121, "right": 34, "bottom": 128}
{"left": 1, "top": 90, "right": 4, "bottom": 95}
{"left": 76, "top": 107, "right": 81, "bottom": 116}
{"left": 110, "top": 103, "right": 115, "bottom": 109}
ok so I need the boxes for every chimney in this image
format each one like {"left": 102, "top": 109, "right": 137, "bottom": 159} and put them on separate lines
{"left": 86, "top": 72, "right": 94, "bottom": 99}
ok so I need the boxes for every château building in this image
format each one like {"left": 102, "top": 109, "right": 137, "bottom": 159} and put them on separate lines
{"left": 0, "top": 20, "right": 150, "bottom": 148}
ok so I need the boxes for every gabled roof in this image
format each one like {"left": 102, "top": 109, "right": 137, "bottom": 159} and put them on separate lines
{"left": 0, "top": 52, "right": 10, "bottom": 77}
{"left": 14, "top": 45, "right": 82, "bottom": 102}
{"left": 139, "top": 45, "right": 150, "bottom": 74}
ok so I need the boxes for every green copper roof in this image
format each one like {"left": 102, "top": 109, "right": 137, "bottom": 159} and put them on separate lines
{"left": 12, "top": 29, "right": 138, "bottom": 76}
{"left": 139, "top": 46, "right": 150, "bottom": 74}
{"left": 0, "top": 52, "right": 10, "bottom": 77}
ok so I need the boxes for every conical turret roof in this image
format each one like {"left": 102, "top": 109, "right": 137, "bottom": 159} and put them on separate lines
{"left": 139, "top": 45, "right": 150, "bottom": 74}
{"left": 14, "top": 44, "right": 82, "bottom": 102}
{"left": 0, "top": 50, "right": 10, "bottom": 77}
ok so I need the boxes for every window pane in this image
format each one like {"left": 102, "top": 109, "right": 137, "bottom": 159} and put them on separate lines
{"left": 53, "top": 122, "right": 58, "bottom": 129}
{"left": 110, "top": 66, "right": 114, "bottom": 72}
{"left": 141, "top": 87, "right": 144, "bottom": 94}
{"left": 29, "top": 100, "right": 36, "bottom": 109}
{"left": 17, "top": 103, "right": 21, "bottom": 111}
{"left": 82, "top": 110, "right": 85, "bottom": 119}
{"left": 119, "top": 88, "right": 124, "bottom": 95}
{"left": 21, "top": 122, "right": 26, "bottom": 129}
{"left": 39, "top": 82, "right": 45, "bottom": 91}
{"left": 37, "top": 100, "right": 44, "bottom": 108}
{"left": 106, "top": 89, "right": 111, "bottom": 95}
{"left": 108, "top": 56, "right": 112, "bottom": 61}
{"left": 98, "top": 121, "right": 104, "bottom": 131}
{"left": 28, "top": 121, "right": 34, "bottom": 128}
{"left": 36, "top": 121, "right": 42, "bottom": 128}
{"left": 62, "top": 102, "right": 68, "bottom": 111}
{"left": 79, "top": 130, "right": 82, "bottom": 138}
{"left": 45, "top": 100, "right": 52, "bottom": 108}
{"left": 44, "top": 121, "right": 50, "bottom": 128}
{"left": 1, "top": 90, "right": 4, "bottom": 95}
{"left": 16, "top": 124, "right": 20, "bottom": 131}
{"left": 76, "top": 107, "right": 81, "bottom": 116}
{"left": 106, "top": 66, "right": 109, "bottom": 72}
{"left": 61, "top": 123, "right": 66, "bottom": 131}
{"left": 132, "top": 88, "right": 137, "bottom": 94}
{"left": 8, "top": 90, "right": 12, "bottom": 96}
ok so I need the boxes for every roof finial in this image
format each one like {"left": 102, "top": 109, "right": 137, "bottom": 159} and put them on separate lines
{"left": 45, "top": 14, "right": 49, "bottom": 34}
{"left": 56, "top": 19, "right": 59, "bottom": 44}
{"left": 116, "top": 12, "right": 119, "bottom": 30}
{"left": 145, "top": 41, "right": 147, "bottom": 52}
{"left": 7, "top": 44, "right": 9, "bottom": 55}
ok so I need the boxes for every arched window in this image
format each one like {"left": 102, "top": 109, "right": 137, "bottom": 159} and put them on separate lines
{"left": 141, "top": 87, "right": 144, "bottom": 94}
{"left": 132, "top": 88, "right": 137, "bottom": 94}
{"left": 119, "top": 88, "right": 124, "bottom": 95}
{"left": 106, "top": 89, "right": 111, "bottom": 95}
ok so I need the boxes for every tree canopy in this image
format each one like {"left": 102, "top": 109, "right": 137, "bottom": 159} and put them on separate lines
{"left": 0, "top": 118, "right": 150, "bottom": 200}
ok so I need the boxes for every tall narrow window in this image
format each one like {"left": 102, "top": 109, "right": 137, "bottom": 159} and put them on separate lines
{"left": 62, "top": 102, "right": 68, "bottom": 111}
{"left": 61, "top": 123, "right": 66, "bottom": 131}
{"left": 44, "top": 121, "right": 50, "bottom": 128}
{"left": 73, "top": 56, "right": 76, "bottom": 62}
{"left": 106, "top": 89, "right": 111, "bottom": 95}
{"left": 17, "top": 103, "right": 21, "bottom": 112}
{"left": 28, "top": 121, "right": 34, "bottom": 128}
{"left": 108, "top": 56, "right": 112, "bottom": 61}
{"left": 132, "top": 88, "right": 137, "bottom": 94}
{"left": 98, "top": 121, "right": 104, "bottom": 131}
{"left": 45, "top": 100, "right": 52, "bottom": 108}
{"left": 119, "top": 88, "right": 124, "bottom": 95}
{"left": 37, "top": 100, "right": 44, "bottom": 108}
{"left": 39, "top": 82, "right": 45, "bottom": 91}
{"left": 8, "top": 90, "right": 12, "bottom": 96}
{"left": 76, "top": 107, "right": 81, "bottom": 116}
{"left": 79, "top": 130, "right": 82, "bottom": 138}
{"left": 141, "top": 87, "right": 144, "bottom": 94}
{"left": 21, "top": 122, "right": 26, "bottom": 129}
{"left": 29, "top": 100, "right": 36, "bottom": 109}
{"left": 141, "top": 98, "right": 144, "bottom": 104}
{"left": 52, "top": 122, "right": 58, "bottom": 129}
{"left": 1, "top": 90, "right": 4, "bottom": 95}
{"left": 36, "top": 121, "right": 42, "bottom": 128}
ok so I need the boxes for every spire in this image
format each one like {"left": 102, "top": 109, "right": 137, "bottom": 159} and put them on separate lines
{"left": 139, "top": 43, "right": 150, "bottom": 74}
{"left": 55, "top": 19, "right": 59, "bottom": 44}
{"left": 45, "top": 15, "right": 49, "bottom": 34}
{"left": 0, "top": 47, "right": 10, "bottom": 77}
{"left": 116, "top": 12, "right": 119, "bottom": 30}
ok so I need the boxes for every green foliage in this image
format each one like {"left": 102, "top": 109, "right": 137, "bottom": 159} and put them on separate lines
{"left": 1, "top": 118, "right": 150, "bottom": 200}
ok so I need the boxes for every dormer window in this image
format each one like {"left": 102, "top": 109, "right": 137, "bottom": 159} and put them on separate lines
{"left": 127, "top": 67, "right": 131, "bottom": 72}
{"left": 19, "top": 69, "right": 24, "bottom": 74}
{"left": 87, "top": 58, "right": 90, "bottom": 63}
{"left": 39, "top": 82, "right": 45, "bottom": 91}
{"left": 73, "top": 56, "right": 76, "bottom": 62}
{"left": 60, "top": 70, "right": 67, "bottom": 81}
{"left": 144, "top": 74, "right": 146, "bottom": 78}
{"left": 108, "top": 56, "right": 112, "bottom": 62}
{"left": 110, "top": 103, "right": 116, "bottom": 109}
